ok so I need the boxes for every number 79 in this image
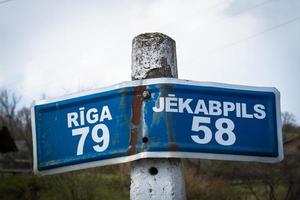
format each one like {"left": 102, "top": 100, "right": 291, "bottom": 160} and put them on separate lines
{"left": 72, "top": 124, "right": 110, "bottom": 155}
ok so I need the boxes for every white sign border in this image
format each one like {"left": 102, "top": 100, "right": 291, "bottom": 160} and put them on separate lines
{"left": 31, "top": 78, "right": 283, "bottom": 175}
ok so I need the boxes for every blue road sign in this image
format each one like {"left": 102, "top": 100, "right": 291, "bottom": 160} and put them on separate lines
{"left": 31, "top": 78, "right": 283, "bottom": 175}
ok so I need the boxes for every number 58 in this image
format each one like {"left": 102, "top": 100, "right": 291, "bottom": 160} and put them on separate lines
{"left": 191, "top": 116, "right": 236, "bottom": 146}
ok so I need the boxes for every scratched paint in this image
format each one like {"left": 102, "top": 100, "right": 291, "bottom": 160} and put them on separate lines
{"left": 128, "top": 85, "right": 145, "bottom": 155}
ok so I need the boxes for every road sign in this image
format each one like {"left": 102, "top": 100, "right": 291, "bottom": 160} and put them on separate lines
{"left": 31, "top": 78, "right": 283, "bottom": 175}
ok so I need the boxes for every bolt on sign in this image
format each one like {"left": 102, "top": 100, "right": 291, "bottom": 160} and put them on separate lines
{"left": 31, "top": 78, "right": 283, "bottom": 175}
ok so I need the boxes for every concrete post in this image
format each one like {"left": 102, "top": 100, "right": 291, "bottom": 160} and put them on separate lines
{"left": 130, "top": 32, "right": 186, "bottom": 200}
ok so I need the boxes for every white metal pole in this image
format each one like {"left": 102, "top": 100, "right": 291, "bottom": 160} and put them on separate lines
{"left": 130, "top": 33, "right": 186, "bottom": 200}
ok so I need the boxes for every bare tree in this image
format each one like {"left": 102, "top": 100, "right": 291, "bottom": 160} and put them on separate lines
{"left": 0, "top": 88, "right": 32, "bottom": 169}
{"left": 281, "top": 112, "right": 298, "bottom": 134}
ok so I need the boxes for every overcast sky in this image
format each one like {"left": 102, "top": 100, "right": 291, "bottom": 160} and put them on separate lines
{"left": 0, "top": 0, "right": 299, "bottom": 123}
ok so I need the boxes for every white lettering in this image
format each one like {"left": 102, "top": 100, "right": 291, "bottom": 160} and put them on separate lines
{"left": 153, "top": 97, "right": 165, "bottom": 112}
{"left": 100, "top": 105, "right": 112, "bottom": 122}
{"left": 223, "top": 102, "right": 235, "bottom": 117}
{"left": 67, "top": 112, "right": 79, "bottom": 128}
{"left": 241, "top": 103, "right": 253, "bottom": 118}
{"left": 178, "top": 98, "right": 193, "bottom": 114}
{"left": 166, "top": 94, "right": 178, "bottom": 113}
{"left": 67, "top": 105, "right": 112, "bottom": 129}
{"left": 79, "top": 107, "right": 85, "bottom": 126}
{"left": 236, "top": 103, "right": 241, "bottom": 118}
{"left": 209, "top": 100, "right": 222, "bottom": 116}
{"left": 194, "top": 100, "right": 208, "bottom": 115}
{"left": 254, "top": 104, "right": 266, "bottom": 119}
{"left": 86, "top": 108, "right": 99, "bottom": 124}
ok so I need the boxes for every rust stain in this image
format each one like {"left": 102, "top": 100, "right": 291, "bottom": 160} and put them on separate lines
{"left": 161, "top": 85, "right": 179, "bottom": 151}
{"left": 167, "top": 143, "right": 179, "bottom": 151}
{"left": 128, "top": 86, "right": 146, "bottom": 155}
{"left": 128, "top": 128, "right": 138, "bottom": 155}
{"left": 166, "top": 112, "right": 179, "bottom": 151}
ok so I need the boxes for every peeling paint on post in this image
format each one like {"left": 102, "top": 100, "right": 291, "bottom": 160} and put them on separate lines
{"left": 131, "top": 33, "right": 178, "bottom": 80}
{"left": 130, "top": 32, "right": 186, "bottom": 200}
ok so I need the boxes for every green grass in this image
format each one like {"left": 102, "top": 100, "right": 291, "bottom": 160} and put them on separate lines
{"left": 0, "top": 171, "right": 130, "bottom": 200}
{"left": 0, "top": 169, "right": 292, "bottom": 200}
